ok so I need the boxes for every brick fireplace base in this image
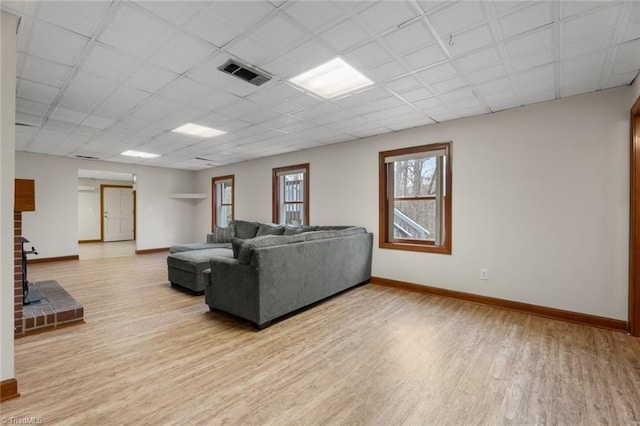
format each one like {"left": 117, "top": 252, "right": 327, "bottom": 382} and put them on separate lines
{"left": 21, "top": 280, "right": 84, "bottom": 336}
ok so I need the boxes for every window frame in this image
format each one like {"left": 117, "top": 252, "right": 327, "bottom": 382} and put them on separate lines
{"left": 378, "top": 142, "right": 452, "bottom": 254}
{"left": 211, "top": 175, "right": 234, "bottom": 230}
{"left": 272, "top": 163, "right": 310, "bottom": 226}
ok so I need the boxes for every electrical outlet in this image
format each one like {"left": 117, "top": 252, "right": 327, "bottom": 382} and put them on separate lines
{"left": 480, "top": 268, "right": 489, "bottom": 280}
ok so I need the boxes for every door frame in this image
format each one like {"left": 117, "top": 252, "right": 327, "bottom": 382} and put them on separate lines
{"left": 629, "top": 94, "right": 640, "bottom": 336}
{"left": 100, "top": 184, "right": 135, "bottom": 242}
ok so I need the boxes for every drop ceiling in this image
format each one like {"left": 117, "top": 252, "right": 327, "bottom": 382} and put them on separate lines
{"left": 3, "top": 0, "right": 639, "bottom": 171}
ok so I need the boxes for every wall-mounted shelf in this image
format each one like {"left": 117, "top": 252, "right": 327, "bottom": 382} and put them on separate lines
{"left": 169, "top": 193, "right": 207, "bottom": 199}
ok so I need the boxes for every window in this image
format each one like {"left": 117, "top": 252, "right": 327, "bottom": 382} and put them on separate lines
{"left": 379, "top": 142, "right": 452, "bottom": 254}
{"left": 272, "top": 163, "right": 309, "bottom": 225}
{"left": 212, "top": 175, "right": 234, "bottom": 229}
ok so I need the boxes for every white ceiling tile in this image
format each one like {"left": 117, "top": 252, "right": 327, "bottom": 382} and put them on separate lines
{"left": 398, "top": 87, "right": 432, "bottom": 102}
{"left": 27, "top": 22, "right": 88, "bottom": 65}
{"left": 222, "top": 80, "right": 263, "bottom": 98}
{"left": 186, "top": 10, "right": 240, "bottom": 48}
{"left": 161, "top": 32, "right": 214, "bottom": 63}
{"left": 20, "top": 55, "right": 71, "bottom": 88}
{"left": 431, "top": 77, "right": 467, "bottom": 94}
{"left": 285, "top": 1, "right": 342, "bottom": 32}
{"left": 226, "top": 37, "right": 277, "bottom": 67}
{"left": 358, "top": 2, "right": 418, "bottom": 35}
{"left": 485, "top": 96, "right": 521, "bottom": 112}
{"left": 474, "top": 78, "right": 513, "bottom": 97}
{"left": 126, "top": 64, "right": 179, "bottom": 93}
{"left": 364, "top": 104, "right": 415, "bottom": 121}
{"left": 17, "top": 79, "right": 59, "bottom": 105}
{"left": 412, "top": 97, "right": 449, "bottom": 114}
{"left": 465, "top": 64, "right": 507, "bottom": 85}
{"left": 382, "top": 21, "right": 433, "bottom": 55}
{"left": 208, "top": 1, "right": 274, "bottom": 31}
{"left": 248, "top": 82, "right": 303, "bottom": 105}
{"left": 384, "top": 75, "right": 422, "bottom": 93}
{"left": 562, "top": 5, "right": 621, "bottom": 42}
{"left": 98, "top": 4, "right": 168, "bottom": 55}
{"left": 81, "top": 115, "right": 115, "bottom": 130}
{"left": 253, "top": 13, "right": 308, "bottom": 51}
{"left": 511, "top": 49, "right": 553, "bottom": 73}
{"left": 446, "top": 25, "right": 495, "bottom": 57}
{"left": 561, "top": 51, "right": 606, "bottom": 83}
{"left": 620, "top": 18, "right": 640, "bottom": 44}
{"left": 81, "top": 45, "right": 135, "bottom": 80}
{"left": 367, "top": 60, "right": 407, "bottom": 82}
{"left": 17, "top": 99, "right": 49, "bottom": 117}
{"left": 134, "top": 1, "right": 196, "bottom": 23}
{"left": 560, "top": 1, "right": 610, "bottom": 20}
{"left": 562, "top": 30, "right": 613, "bottom": 59}
{"left": 417, "top": 62, "right": 458, "bottom": 83}
{"left": 350, "top": 96, "right": 405, "bottom": 115}
{"left": 602, "top": 70, "right": 639, "bottom": 89}
{"left": 517, "top": 64, "right": 556, "bottom": 87}
{"left": 560, "top": 82, "right": 598, "bottom": 97}
{"left": 429, "top": 1, "right": 486, "bottom": 36}
{"left": 455, "top": 47, "right": 500, "bottom": 71}
{"left": 320, "top": 19, "right": 369, "bottom": 52}
{"left": 499, "top": 2, "right": 553, "bottom": 39}
{"left": 161, "top": 77, "right": 212, "bottom": 104}
{"left": 49, "top": 107, "right": 86, "bottom": 124}
{"left": 494, "top": 1, "right": 536, "bottom": 16}
{"left": 506, "top": 28, "right": 553, "bottom": 57}
{"left": 610, "top": 39, "right": 640, "bottom": 74}
{"left": 39, "top": 1, "right": 104, "bottom": 37}
{"left": 518, "top": 88, "right": 556, "bottom": 104}
{"left": 262, "top": 55, "right": 306, "bottom": 79}
{"left": 402, "top": 44, "right": 448, "bottom": 71}
{"left": 287, "top": 40, "right": 335, "bottom": 70}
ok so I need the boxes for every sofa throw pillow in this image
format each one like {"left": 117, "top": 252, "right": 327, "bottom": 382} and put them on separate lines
{"left": 231, "top": 237, "right": 244, "bottom": 259}
{"left": 232, "top": 220, "right": 260, "bottom": 239}
{"left": 256, "top": 223, "right": 285, "bottom": 237}
{"left": 210, "top": 224, "right": 235, "bottom": 243}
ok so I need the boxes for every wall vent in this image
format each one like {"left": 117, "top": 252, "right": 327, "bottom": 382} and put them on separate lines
{"left": 75, "top": 155, "right": 100, "bottom": 160}
{"left": 218, "top": 60, "right": 271, "bottom": 86}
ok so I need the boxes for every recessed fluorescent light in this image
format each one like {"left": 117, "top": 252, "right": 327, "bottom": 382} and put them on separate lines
{"left": 121, "top": 150, "right": 160, "bottom": 159}
{"left": 289, "top": 57, "right": 373, "bottom": 99}
{"left": 172, "top": 123, "right": 226, "bottom": 138}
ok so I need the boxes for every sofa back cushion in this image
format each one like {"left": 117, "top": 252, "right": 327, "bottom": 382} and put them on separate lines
{"left": 283, "top": 225, "right": 318, "bottom": 235}
{"left": 237, "top": 234, "right": 306, "bottom": 264}
{"left": 256, "top": 223, "right": 286, "bottom": 237}
{"left": 303, "top": 227, "right": 366, "bottom": 241}
{"left": 231, "top": 220, "right": 260, "bottom": 239}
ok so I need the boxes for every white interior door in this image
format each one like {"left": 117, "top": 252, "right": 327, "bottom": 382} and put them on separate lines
{"left": 103, "top": 187, "right": 134, "bottom": 242}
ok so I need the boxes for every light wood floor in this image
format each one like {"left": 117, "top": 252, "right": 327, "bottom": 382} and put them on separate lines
{"left": 78, "top": 240, "right": 136, "bottom": 260}
{"left": 3, "top": 253, "right": 640, "bottom": 425}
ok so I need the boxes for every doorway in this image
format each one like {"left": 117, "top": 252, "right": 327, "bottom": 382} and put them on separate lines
{"left": 78, "top": 169, "right": 136, "bottom": 259}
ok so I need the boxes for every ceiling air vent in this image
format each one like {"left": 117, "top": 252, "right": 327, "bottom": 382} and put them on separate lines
{"left": 218, "top": 60, "right": 271, "bottom": 86}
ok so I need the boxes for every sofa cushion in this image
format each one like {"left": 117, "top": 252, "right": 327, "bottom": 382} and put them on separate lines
{"left": 167, "top": 248, "right": 234, "bottom": 272}
{"left": 237, "top": 234, "right": 306, "bottom": 264}
{"left": 231, "top": 237, "right": 244, "bottom": 259}
{"left": 207, "top": 224, "right": 235, "bottom": 243}
{"left": 303, "top": 227, "right": 365, "bottom": 241}
{"left": 256, "top": 223, "right": 285, "bottom": 237}
{"left": 170, "top": 242, "right": 231, "bottom": 253}
{"left": 231, "top": 220, "right": 260, "bottom": 239}
{"left": 283, "top": 225, "right": 318, "bottom": 235}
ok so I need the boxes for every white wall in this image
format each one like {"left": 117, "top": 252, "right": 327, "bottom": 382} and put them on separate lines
{"left": 195, "top": 86, "right": 631, "bottom": 321}
{"left": 16, "top": 153, "right": 199, "bottom": 256}
{"left": 1, "top": 11, "right": 17, "bottom": 382}
{"left": 77, "top": 178, "right": 132, "bottom": 241}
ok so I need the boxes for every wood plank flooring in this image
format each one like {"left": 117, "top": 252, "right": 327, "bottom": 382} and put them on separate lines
{"left": 2, "top": 252, "right": 640, "bottom": 425}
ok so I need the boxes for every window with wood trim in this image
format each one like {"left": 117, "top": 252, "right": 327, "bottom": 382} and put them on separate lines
{"left": 272, "top": 163, "right": 309, "bottom": 226}
{"left": 212, "top": 175, "right": 234, "bottom": 229}
{"left": 379, "top": 142, "right": 452, "bottom": 254}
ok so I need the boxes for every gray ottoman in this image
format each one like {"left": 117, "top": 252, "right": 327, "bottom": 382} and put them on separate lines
{"left": 167, "top": 248, "right": 233, "bottom": 294}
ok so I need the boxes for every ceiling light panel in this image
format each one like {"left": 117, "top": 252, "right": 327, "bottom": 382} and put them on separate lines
{"left": 172, "top": 123, "right": 226, "bottom": 138}
{"left": 290, "top": 57, "right": 374, "bottom": 99}
{"left": 121, "top": 150, "right": 160, "bottom": 158}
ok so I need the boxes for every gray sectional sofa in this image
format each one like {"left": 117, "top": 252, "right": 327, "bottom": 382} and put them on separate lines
{"left": 167, "top": 220, "right": 373, "bottom": 329}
